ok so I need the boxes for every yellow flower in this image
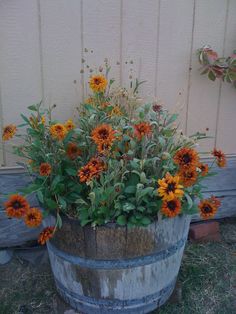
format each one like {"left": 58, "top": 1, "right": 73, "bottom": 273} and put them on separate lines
{"left": 65, "top": 119, "right": 75, "bottom": 131}
{"left": 157, "top": 173, "right": 184, "bottom": 201}
{"left": 41, "top": 116, "right": 46, "bottom": 125}
{"left": 2, "top": 124, "right": 17, "bottom": 141}
{"left": 50, "top": 123, "right": 67, "bottom": 140}
{"left": 89, "top": 75, "right": 107, "bottom": 93}
{"left": 109, "top": 105, "right": 123, "bottom": 117}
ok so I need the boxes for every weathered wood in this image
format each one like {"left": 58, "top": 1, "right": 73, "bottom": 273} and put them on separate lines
{"left": 47, "top": 215, "right": 191, "bottom": 313}
{"left": 191, "top": 157, "right": 236, "bottom": 221}
{"left": 0, "top": 172, "right": 49, "bottom": 248}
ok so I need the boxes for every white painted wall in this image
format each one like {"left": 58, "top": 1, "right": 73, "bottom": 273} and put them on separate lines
{"left": 0, "top": 0, "right": 235, "bottom": 167}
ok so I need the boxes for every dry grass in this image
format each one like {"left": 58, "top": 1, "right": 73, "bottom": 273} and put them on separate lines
{"left": 0, "top": 219, "right": 235, "bottom": 314}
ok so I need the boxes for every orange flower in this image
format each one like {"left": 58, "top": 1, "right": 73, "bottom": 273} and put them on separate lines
{"left": 134, "top": 122, "right": 152, "bottom": 140}
{"left": 78, "top": 157, "right": 105, "bottom": 183}
{"left": 65, "top": 119, "right": 75, "bottom": 131}
{"left": 78, "top": 164, "right": 94, "bottom": 183}
{"left": 39, "top": 163, "right": 51, "bottom": 176}
{"left": 178, "top": 168, "right": 198, "bottom": 187}
{"left": 91, "top": 124, "right": 115, "bottom": 146}
{"left": 38, "top": 226, "right": 55, "bottom": 245}
{"left": 157, "top": 173, "right": 184, "bottom": 201}
{"left": 97, "top": 142, "right": 112, "bottom": 155}
{"left": 89, "top": 157, "right": 105, "bottom": 176}
{"left": 101, "top": 101, "right": 110, "bottom": 109}
{"left": 24, "top": 207, "right": 42, "bottom": 227}
{"left": 198, "top": 196, "right": 221, "bottom": 219}
{"left": 161, "top": 198, "right": 181, "bottom": 218}
{"left": 89, "top": 75, "right": 107, "bottom": 93}
{"left": 174, "top": 147, "right": 199, "bottom": 169}
{"left": 209, "top": 195, "right": 221, "bottom": 208}
{"left": 212, "top": 148, "right": 226, "bottom": 168}
{"left": 198, "top": 163, "right": 209, "bottom": 176}
{"left": 66, "top": 143, "right": 81, "bottom": 160}
{"left": 2, "top": 124, "right": 17, "bottom": 141}
{"left": 50, "top": 123, "right": 67, "bottom": 140}
{"left": 4, "top": 194, "right": 30, "bottom": 218}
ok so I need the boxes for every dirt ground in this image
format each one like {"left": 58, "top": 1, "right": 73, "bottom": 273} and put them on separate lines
{"left": 0, "top": 219, "right": 236, "bottom": 314}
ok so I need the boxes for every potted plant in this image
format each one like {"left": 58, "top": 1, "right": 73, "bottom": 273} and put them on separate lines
{"left": 2, "top": 65, "right": 226, "bottom": 313}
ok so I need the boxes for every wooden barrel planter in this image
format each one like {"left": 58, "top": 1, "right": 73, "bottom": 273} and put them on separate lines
{"left": 47, "top": 214, "right": 191, "bottom": 313}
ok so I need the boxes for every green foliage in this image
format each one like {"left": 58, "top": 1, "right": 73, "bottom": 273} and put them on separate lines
{"left": 6, "top": 71, "right": 219, "bottom": 228}
{"left": 197, "top": 45, "right": 236, "bottom": 88}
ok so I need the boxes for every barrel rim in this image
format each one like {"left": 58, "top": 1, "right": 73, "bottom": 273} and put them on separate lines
{"left": 47, "top": 235, "right": 187, "bottom": 269}
{"left": 58, "top": 212, "right": 188, "bottom": 230}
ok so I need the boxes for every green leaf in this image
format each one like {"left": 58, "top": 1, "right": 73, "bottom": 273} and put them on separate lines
{"left": 123, "top": 202, "right": 135, "bottom": 212}
{"left": 80, "top": 219, "right": 91, "bottom": 227}
{"left": 46, "top": 198, "right": 58, "bottom": 209}
{"left": 27, "top": 105, "right": 38, "bottom": 111}
{"left": 58, "top": 196, "right": 67, "bottom": 209}
{"left": 65, "top": 168, "right": 77, "bottom": 176}
{"left": 51, "top": 175, "right": 62, "bottom": 190}
{"left": 141, "top": 217, "right": 151, "bottom": 225}
{"left": 124, "top": 186, "right": 136, "bottom": 194}
{"left": 20, "top": 114, "right": 30, "bottom": 124}
{"left": 137, "top": 206, "right": 145, "bottom": 212}
{"left": 117, "top": 215, "right": 127, "bottom": 226}
{"left": 185, "top": 193, "right": 193, "bottom": 209}
{"left": 208, "top": 70, "right": 216, "bottom": 81}
{"left": 63, "top": 131, "right": 74, "bottom": 144}
{"left": 56, "top": 213, "right": 62, "bottom": 228}
{"left": 166, "top": 114, "right": 178, "bottom": 126}
{"left": 37, "top": 190, "right": 44, "bottom": 203}
{"left": 228, "top": 70, "right": 236, "bottom": 81}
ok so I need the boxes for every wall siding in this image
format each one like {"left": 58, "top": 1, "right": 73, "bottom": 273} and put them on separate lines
{"left": 0, "top": 0, "right": 236, "bottom": 167}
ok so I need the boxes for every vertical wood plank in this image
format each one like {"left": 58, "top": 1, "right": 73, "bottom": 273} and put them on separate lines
{"left": 82, "top": 0, "right": 121, "bottom": 95}
{"left": 40, "top": 0, "right": 83, "bottom": 121}
{"left": 0, "top": 0, "right": 42, "bottom": 166}
{"left": 216, "top": 0, "right": 236, "bottom": 154}
{"left": 121, "top": 0, "right": 159, "bottom": 98}
{"left": 0, "top": 85, "right": 4, "bottom": 166}
{"left": 187, "top": 0, "right": 228, "bottom": 152}
{"left": 156, "top": 0, "right": 194, "bottom": 129}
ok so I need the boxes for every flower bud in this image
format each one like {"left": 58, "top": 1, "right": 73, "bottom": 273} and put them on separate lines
{"left": 161, "top": 152, "right": 170, "bottom": 160}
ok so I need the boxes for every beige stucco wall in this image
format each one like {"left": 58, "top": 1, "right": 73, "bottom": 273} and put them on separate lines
{"left": 0, "top": 0, "right": 236, "bottom": 167}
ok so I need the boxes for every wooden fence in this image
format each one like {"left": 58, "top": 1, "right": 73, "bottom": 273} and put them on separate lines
{"left": 0, "top": 0, "right": 236, "bottom": 167}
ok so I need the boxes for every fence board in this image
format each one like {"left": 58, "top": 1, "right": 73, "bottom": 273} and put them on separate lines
{"left": 121, "top": 0, "right": 159, "bottom": 98}
{"left": 39, "top": 0, "right": 83, "bottom": 121}
{"left": 82, "top": 0, "right": 121, "bottom": 96}
{"left": 216, "top": 0, "right": 236, "bottom": 154}
{"left": 156, "top": 0, "right": 194, "bottom": 130}
{"left": 187, "top": 0, "right": 228, "bottom": 152}
{"left": 0, "top": 0, "right": 42, "bottom": 166}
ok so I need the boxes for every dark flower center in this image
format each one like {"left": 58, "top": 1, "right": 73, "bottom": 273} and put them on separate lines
{"left": 182, "top": 153, "right": 191, "bottom": 164}
{"left": 99, "top": 129, "right": 109, "bottom": 139}
{"left": 28, "top": 214, "right": 36, "bottom": 221}
{"left": 167, "top": 183, "right": 176, "bottom": 192}
{"left": 4, "top": 127, "right": 12, "bottom": 133}
{"left": 185, "top": 172, "right": 193, "bottom": 179}
{"left": 12, "top": 201, "right": 22, "bottom": 209}
{"left": 83, "top": 168, "right": 91, "bottom": 176}
{"left": 167, "top": 200, "right": 177, "bottom": 211}
{"left": 203, "top": 205, "right": 213, "bottom": 213}
{"left": 139, "top": 126, "right": 146, "bottom": 132}
{"left": 70, "top": 147, "right": 78, "bottom": 153}
{"left": 94, "top": 78, "right": 101, "bottom": 85}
